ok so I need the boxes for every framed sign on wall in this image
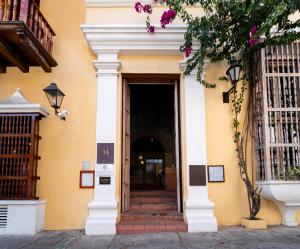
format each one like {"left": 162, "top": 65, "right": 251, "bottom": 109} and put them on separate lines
{"left": 80, "top": 170, "right": 95, "bottom": 189}
{"left": 208, "top": 165, "right": 225, "bottom": 183}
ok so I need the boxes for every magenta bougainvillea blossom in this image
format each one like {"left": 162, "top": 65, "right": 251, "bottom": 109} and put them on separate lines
{"left": 134, "top": 1, "right": 177, "bottom": 31}
{"left": 135, "top": 2, "right": 143, "bottom": 13}
{"left": 248, "top": 25, "right": 260, "bottom": 47}
{"left": 143, "top": 4, "right": 152, "bottom": 14}
{"left": 250, "top": 25, "right": 257, "bottom": 35}
{"left": 184, "top": 44, "right": 192, "bottom": 57}
{"left": 147, "top": 25, "right": 155, "bottom": 33}
{"left": 160, "top": 9, "right": 177, "bottom": 28}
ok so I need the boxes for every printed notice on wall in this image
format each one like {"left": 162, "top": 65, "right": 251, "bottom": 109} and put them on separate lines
{"left": 208, "top": 166, "right": 225, "bottom": 182}
{"left": 82, "top": 173, "right": 94, "bottom": 187}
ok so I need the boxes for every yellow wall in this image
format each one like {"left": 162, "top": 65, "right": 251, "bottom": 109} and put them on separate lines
{"left": 0, "top": 2, "right": 299, "bottom": 230}
{"left": 205, "top": 61, "right": 286, "bottom": 225}
{"left": 0, "top": 0, "right": 96, "bottom": 230}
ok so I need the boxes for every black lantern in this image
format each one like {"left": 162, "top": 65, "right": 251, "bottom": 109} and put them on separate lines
{"left": 223, "top": 63, "right": 242, "bottom": 103}
{"left": 43, "top": 83, "right": 67, "bottom": 120}
{"left": 226, "top": 64, "right": 242, "bottom": 85}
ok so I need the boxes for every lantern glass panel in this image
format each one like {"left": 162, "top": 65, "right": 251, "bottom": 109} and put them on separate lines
{"left": 229, "top": 67, "right": 236, "bottom": 82}
{"left": 227, "top": 64, "right": 242, "bottom": 83}
{"left": 43, "top": 83, "right": 65, "bottom": 109}
{"left": 234, "top": 66, "right": 242, "bottom": 82}
{"left": 55, "top": 94, "right": 64, "bottom": 109}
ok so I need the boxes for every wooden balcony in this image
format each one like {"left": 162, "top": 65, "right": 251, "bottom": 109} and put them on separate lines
{"left": 0, "top": 0, "right": 57, "bottom": 73}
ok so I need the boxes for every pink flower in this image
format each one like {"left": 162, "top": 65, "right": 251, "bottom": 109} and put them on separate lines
{"left": 248, "top": 37, "right": 259, "bottom": 47}
{"left": 135, "top": 2, "right": 143, "bottom": 13}
{"left": 143, "top": 4, "right": 152, "bottom": 14}
{"left": 160, "top": 9, "right": 177, "bottom": 28}
{"left": 147, "top": 25, "right": 155, "bottom": 33}
{"left": 248, "top": 24, "right": 260, "bottom": 47}
{"left": 184, "top": 45, "right": 192, "bottom": 57}
{"left": 250, "top": 25, "right": 257, "bottom": 36}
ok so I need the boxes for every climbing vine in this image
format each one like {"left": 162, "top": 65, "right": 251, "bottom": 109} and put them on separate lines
{"left": 134, "top": 0, "right": 300, "bottom": 219}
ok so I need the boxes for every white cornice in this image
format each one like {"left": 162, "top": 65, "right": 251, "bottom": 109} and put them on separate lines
{"left": 85, "top": 0, "right": 199, "bottom": 7}
{"left": 85, "top": 0, "right": 152, "bottom": 7}
{"left": 93, "top": 60, "right": 122, "bottom": 75}
{"left": 0, "top": 89, "right": 49, "bottom": 116}
{"left": 81, "top": 24, "right": 194, "bottom": 55}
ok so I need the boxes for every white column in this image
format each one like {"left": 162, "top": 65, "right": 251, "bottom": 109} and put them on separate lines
{"left": 180, "top": 60, "right": 218, "bottom": 232}
{"left": 85, "top": 52, "right": 121, "bottom": 235}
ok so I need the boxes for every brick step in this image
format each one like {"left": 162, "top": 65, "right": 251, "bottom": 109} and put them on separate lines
{"left": 131, "top": 191, "right": 177, "bottom": 198}
{"left": 117, "top": 221, "right": 187, "bottom": 234}
{"left": 125, "top": 210, "right": 179, "bottom": 215}
{"left": 130, "top": 196, "right": 177, "bottom": 204}
{"left": 130, "top": 203, "right": 177, "bottom": 212}
{"left": 121, "top": 213, "right": 184, "bottom": 222}
{"left": 120, "top": 219, "right": 185, "bottom": 225}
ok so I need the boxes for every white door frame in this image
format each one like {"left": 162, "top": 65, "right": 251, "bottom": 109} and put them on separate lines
{"left": 82, "top": 24, "right": 217, "bottom": 235}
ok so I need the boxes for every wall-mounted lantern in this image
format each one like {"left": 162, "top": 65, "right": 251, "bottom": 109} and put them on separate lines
{"left": 43, "top": 83, "right": 68, "bottom": 120}
{"left": 222, "top": 63, "right": 242, "bottom": 103}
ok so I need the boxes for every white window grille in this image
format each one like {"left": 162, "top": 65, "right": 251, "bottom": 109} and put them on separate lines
{"left": 254, "top": 42, "right": 300, "bottom": 181}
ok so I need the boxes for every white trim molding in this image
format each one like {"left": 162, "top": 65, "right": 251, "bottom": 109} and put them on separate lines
{"left": 85, "top": 0, "right": 152, "bottom": 7}
{"left": 81, "top": 25, "right": 188, "bottom": 55}
{"left": 0, "top": 88, "right": 49, "bottom": 116}
{"left": 85, "top": 0, "right": 199, "bottom": 8}
{"left": 85, "top": 51, "right": 120, "bottom": 235}
{"left": 82, "top": 24, "right": 217, "bottom": 234}
{"left": 180, "top": 60, "right": 218, "bottom": 232}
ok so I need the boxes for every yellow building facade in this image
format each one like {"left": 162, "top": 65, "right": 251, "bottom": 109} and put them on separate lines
{"left": 0, "top": 0, "right": 299, "bottom": 234}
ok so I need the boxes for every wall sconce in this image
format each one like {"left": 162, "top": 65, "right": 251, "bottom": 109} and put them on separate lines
{"left": 43, "top": 83, "right": 68, "bottom": 120}
{"left": 222, "top": 63, "right": 242, "bottom": 103}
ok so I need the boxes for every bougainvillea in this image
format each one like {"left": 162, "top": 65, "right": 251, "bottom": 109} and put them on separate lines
{"left": 160, "top": 9, "right": 177, "bottom": 28}
{"left": 135, "top": 0, "right": 300, "bottom": 220}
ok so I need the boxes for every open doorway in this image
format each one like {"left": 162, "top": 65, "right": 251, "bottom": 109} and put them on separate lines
{"left": 130, "top": 84, "right": 175, "bottom": 191}
{"left": 121, "top": 75, "right": 182, "bottom": 214}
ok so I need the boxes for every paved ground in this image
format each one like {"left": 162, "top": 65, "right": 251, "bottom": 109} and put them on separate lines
{"left": 0, "top": 226, "right": 300, "bottom": 249}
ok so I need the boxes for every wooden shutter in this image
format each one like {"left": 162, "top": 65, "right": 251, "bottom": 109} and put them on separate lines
{"left": 0, "top": 113, "right": 41, "bottom": 199}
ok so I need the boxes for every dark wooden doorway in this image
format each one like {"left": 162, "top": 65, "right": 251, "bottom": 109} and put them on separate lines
{"left": 121, "top": 74, "right": 183, "bottom": 213}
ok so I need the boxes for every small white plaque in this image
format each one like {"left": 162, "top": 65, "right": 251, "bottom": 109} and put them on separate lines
{"left": 82, "top": 161, "right": 91, "bottom": 170}
{"left": 80, "top": 171, "right": 95, "bottom": 188}
{"left": 208, "top": 165, "right": 225, "bottom": 182}
{"left": 96, "top": 164, "right": 114, "bottom": 177}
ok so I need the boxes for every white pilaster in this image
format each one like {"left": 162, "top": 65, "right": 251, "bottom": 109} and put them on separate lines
{"left": 85, "top": 51, "right": 121, "bottom": 235}
{"left": 180, "top": 60, "right": 218, "bottom": 232}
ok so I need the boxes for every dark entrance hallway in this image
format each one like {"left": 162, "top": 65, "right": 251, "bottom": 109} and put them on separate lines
{"left": 130, "top": 84, "right": 176, "bottom": 191}
{"left": 118, "top": 80, "right": 186, "bottom": 234}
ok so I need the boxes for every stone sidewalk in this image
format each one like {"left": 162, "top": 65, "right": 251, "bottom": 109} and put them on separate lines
{"left": 0, "top": 226, "right": 300, "bottom": 249}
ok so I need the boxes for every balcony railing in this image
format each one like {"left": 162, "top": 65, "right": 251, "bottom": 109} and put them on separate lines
{"left": 0, "top": 0, "right": 56, "bottom": 72}
{"left": 0, "top": 0, "right": 55, "bottom": 54}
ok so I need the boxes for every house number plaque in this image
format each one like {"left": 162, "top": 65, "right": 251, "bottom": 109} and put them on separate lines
{"left": 97, "top": 143, "right": 114, "bottom": 164}
{"left": 189, "top": 165, "right": 206, "bottom": 186}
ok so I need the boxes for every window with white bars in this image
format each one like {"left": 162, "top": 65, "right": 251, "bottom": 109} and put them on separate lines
{"left": 254, "top": 42, "right": 300, "bottom": 181}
